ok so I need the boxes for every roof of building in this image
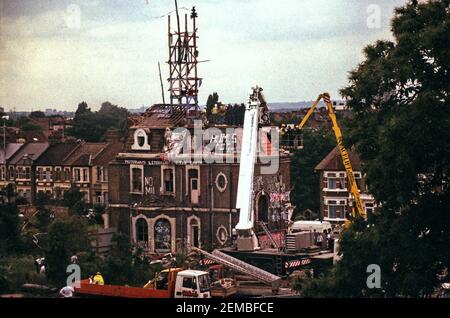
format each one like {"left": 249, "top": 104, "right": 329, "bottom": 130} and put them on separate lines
{"left": 92, "top": 142, "right": 125, "bottom": 166}
{"left": 63, "top": 142, "right": 107, "bottom": 166}
{"left": 35, "top": 141, "right": 82, "bottom": 166}
{"left": 315, "top": 146, "right": 362, "bottom": 171}
{"left": 131, "top": 104, "right": 186, "bottom": 129}
{"left": 0, "top": 143, "right": 24, "bottom": 164}
{"left": 8, "top": 142, "right": 49, "bottom": 165}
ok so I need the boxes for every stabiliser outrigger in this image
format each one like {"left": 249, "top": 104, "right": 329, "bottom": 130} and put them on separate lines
{"left": 297, "top": 93, "right": 366, "bottom": 224}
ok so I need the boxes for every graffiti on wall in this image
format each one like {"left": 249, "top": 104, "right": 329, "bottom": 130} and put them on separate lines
{"left": 253, "top": 175, "right": 291, "bottom": 225}
{"left": 145, "top": 177, "right": 155, "bottom": 195}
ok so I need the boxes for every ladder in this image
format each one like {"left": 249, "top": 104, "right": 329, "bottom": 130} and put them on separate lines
{"left": 192, "top": 247, "right": 281, "bottom": 288}
{"left": 258, "top": 221, "right": 279, "bottom": 249}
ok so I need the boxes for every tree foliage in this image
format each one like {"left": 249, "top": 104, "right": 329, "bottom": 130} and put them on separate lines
{"left": 68, "top": 101, "right": 129, "bottom": 142}
{"left": 0, "top": 204, "right": 22, "bottom": 254}
{"left": 44, "top": 217, "right": 91, "bottom": 284}
{"left": 290, "top": 128, "right": 335, "bottom": 219}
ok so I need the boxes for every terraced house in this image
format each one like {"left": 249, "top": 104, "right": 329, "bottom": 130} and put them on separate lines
{"left": 7, "top": 142, "right": 49, "bottom": 203}
{"left": 34, "top": 140, "right": 82, "bottom": 200}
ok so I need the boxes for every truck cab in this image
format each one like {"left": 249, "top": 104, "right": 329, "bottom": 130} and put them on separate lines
{"left": 174, "top": 270, "right": 211, "bottom": 298}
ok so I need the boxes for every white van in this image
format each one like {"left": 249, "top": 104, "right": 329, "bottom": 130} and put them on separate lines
{"left": 290, "top": 220, "right": 332, "bottom": 234}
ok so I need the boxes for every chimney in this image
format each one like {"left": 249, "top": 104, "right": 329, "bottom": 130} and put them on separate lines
{"left": 106, "top": 129, "right": 121, "bottom": 143}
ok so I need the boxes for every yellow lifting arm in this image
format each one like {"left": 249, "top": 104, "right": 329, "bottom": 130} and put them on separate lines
{"left": 298, "top": 93, "right": 366, "bottom": 220}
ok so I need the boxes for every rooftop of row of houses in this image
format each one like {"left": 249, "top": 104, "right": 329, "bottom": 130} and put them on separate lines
{"left": 0, "top": 139, "right": 124, "bottom": 168}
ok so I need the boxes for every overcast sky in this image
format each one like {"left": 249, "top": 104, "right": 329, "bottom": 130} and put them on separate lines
{"left": 0, "top": 0, "right": 407, "bottom": 111}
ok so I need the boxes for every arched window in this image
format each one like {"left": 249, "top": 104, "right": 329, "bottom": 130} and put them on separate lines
{"left": 132, "top": 129, "right": 151, "bottom": 150}
{"left": 189, "top": 218, "right": 200, "bottom": 248}
{"left": 258, "top": 194, "right": 269, "bottom": 223}
{"left": 136, "top": 218, "right": 148, "bottom": 243}
{"left": 135, "top": 218, "right": 148, "bottom": 250}
{"left": 154, "top": 218, "right": 171, "bottom": 252}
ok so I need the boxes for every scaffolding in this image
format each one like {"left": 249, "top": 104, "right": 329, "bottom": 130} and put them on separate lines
{"left": 167, "top": 1, "right": 201, "bottom": 118}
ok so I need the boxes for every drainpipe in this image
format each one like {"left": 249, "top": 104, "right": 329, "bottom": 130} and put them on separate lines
{"left": 229, "top": 165, "right": 233, "bottom": 238}
{"left": 208, "top": 164, "right": 213, "bottom": 249}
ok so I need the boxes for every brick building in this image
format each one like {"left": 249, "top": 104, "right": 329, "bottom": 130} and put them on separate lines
{"left": 315, "top": 146, "right": 375, "bottom": 223}
{"left": 108, "top": 105, "right": 292, "bottom": 254}
{"left": 6, "top": 142, "right": 49, "bottom": 203}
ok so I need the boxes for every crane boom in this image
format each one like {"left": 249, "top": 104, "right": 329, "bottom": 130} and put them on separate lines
{"left": 298, "top": 93, "right": 366, "bottom": 220}
{"left": 234, "top": 86, "right": 266, "bottom": 251}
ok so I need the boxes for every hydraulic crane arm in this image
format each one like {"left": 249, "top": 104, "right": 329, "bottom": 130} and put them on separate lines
{"left": 298, "top": 93, "right": 366, "bottom": 220}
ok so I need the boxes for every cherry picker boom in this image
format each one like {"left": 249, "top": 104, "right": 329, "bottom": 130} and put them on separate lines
{"left": 298, "top": 93, "right": 366, "bottom": 220}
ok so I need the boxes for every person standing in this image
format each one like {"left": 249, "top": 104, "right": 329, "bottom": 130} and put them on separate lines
{"left": 316, "top": 231, "right": 324, "bottom": 249}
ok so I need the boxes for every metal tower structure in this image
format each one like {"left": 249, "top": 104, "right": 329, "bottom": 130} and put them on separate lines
{"left": 167, "top": 1, "right": 201, "bottom": 117}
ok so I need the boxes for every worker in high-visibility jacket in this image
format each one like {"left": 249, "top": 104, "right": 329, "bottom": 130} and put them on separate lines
{"left": 93, "top": 272, "right": 105, "bottom": 285}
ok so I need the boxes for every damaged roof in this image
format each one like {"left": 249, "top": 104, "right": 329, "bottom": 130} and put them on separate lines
{"left": 131, "top": 104, "right": 187, "bottom": 129}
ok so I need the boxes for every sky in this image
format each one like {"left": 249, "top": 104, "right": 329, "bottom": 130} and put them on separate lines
{"left": 0, "top": 0, "right": 407, "bottom": 111}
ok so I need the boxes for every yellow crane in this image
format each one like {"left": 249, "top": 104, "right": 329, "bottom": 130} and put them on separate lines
{"left": 298, "top": 93, "right": 366, "bottom": 221}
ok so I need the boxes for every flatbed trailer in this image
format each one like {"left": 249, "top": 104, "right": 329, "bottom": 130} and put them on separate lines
{"left": 75, "top": 279, "right": 171, "bottom": 298}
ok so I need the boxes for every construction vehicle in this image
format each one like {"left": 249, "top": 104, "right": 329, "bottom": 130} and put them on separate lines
{"left": 296, "top": 93, "right": 366, "bottom": 222}
{"left": 210, "top": 87, "right": 334, "bottom": 278}
{"left": 74, "top": 268, "right": 211, "bottom": 298}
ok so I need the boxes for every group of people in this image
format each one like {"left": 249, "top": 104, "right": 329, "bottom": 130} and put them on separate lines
{"left": 313, "top": 229, "right": 335, "bottom": 251}
{"left": 207, "top": 103, "right": 246, "bottom": 126}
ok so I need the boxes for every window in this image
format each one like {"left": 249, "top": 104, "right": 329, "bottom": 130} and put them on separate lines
{"left": 16, "top": 167, "right": 31, "bottom": 180}
{"left": 54, "top": 167, "right": 62, "bottom": 181}
{"left": 131, "top": 166, "right": 143, "bottom": 193}
{"left": 74, "top": 169, "right": 81, "bottom": 182}
{"left": 163, "top": 169, "right": 174, "bottom": 194}
{"left": 354, "top": 172, "right": 362, "bottom": 191}
{"left": 0, "top": 166, "right": 5, "bottom": 180}
{"left": 188, "top": 169, "right": 199, "bottom": 204}
{"left": 8, "top": 166, "right": 15, "bottom": 180}
{"left": 74, "top": 168, "right": 89, "bottom": 183}
{"left": 365, "top": 203, "right": 374, "bottom": 214}
{"left": 189, "top": 218, "right": 200, "bottom": 248}
{"left": 198, "top": 274, "right": 210, "bottom": 293}
{"left": 154, "top": 218, "right": 171, "bottom": 252}
{"left": 64, "top": 168, "right": 71, "bottom": 181}
{"left": 216, "top": 226, "right": 228, "bottom": 246}
{"left": 132, "top": 129, "right": 151, "bottom": 150}
{"left": 182, "top": 277, "right": 196, "bottom": 290}
{"left": 327, "top": 200, "right": 347, "bottom": 219}
{"left": 136, "top": 218, "right": 148, "bottom": 246}
{"left": 327, "top": 172, "right": 346, "bottom": 190}
{"left": 45, "top": 168, "right": 52, "bottom": 181}
{"left": 95, "top": 192, "right": 103, "bottom": 204}
{"left": 215, "top": 172, "right": 228, "bottom": 192}
{"left": 97, "top": 166, "right": 107, "bottom": 182}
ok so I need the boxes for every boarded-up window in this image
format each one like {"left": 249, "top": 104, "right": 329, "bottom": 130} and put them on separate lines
{"left": 154, "top": 219, "right": 171, "bottom": 252}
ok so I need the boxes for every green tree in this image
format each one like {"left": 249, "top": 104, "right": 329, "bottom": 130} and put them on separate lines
{"left": 29, "top": 111, "right": 46, "bottom": 118}
{"left": 44, "top": 217, "right": 91, "bottom": 284}
{"left": 290, "top": 128, "right": 335, "bottom": 219}
{"left": 0, "top": 204, "right": 22, "bottom": 254}
{"left": 20, "top": 123, "right": 42, "bottom": 132}
{"left": 68, "top": 101, "right": 129, "bottom": 142}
